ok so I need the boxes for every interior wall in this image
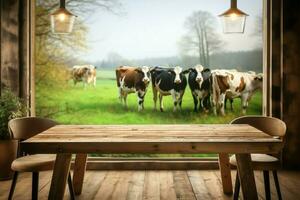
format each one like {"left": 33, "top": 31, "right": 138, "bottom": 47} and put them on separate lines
{"left": 0, "top": 0, "right": 28, "bottom": 99}
{"left": 281, "top": 0, "right": 300, "bottom": 169}
{"left": 0, "top": 0, "right": 299, "bottom": 168}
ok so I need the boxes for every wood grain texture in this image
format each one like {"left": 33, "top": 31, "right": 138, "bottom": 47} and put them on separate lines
{"left": 236, "top": 154, "right": 258, "bottom": 200}
{"left": 21, "top": 125, "right": 283, "bottom": 154}
{"left": 218, "top": 153, "right": 233, "bottom": 194}
{"left": 73, "top": 154, "right": 87, "bottom": 195}
{"left": 48, "top": 153, "right": 72, "bottom": 200}
{"left": 1, "top": 170, "right": 300, "bottom": 200}
{"left": 282, "top": 0, "right": 300, "bottom": 169}
{"left": 0, "top": 0, "right": 19, "bottom": 94}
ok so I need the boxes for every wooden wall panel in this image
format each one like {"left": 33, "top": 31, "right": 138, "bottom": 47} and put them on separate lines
{"left": 0, "top": 0, "right": 30, "bottom": 102}
{"left": 270, "top": 0, "right": 283, "bottom": 118}
{"left": 0, "top": 0, "right": 20, "bottom": 96}
{"left": 282, "top": 0, "right": 300, "bottom": 169}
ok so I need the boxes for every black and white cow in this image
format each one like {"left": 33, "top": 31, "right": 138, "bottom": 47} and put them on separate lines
{"left": 186, "top": 65, "right": 212, "bottom": 112}
{"left": 151, "top": 66, "right": 188, "bottom": 112}
{"left": 116, "top": 66, "right": 151, "bottom": 111}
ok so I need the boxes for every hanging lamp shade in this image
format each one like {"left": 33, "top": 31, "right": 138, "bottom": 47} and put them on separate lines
{"left": 219, "top": 0, "right": 248, "bottom": 33}
{"left": 50, "top": 0, "right": 76, "bottom": 34}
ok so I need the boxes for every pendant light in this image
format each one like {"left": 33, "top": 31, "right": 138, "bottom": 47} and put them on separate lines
{"left": 50, "top": 0, "right": 76, "bottom": 34}
{"left": 219, "top": 0, "right": 249, "bottom": 33}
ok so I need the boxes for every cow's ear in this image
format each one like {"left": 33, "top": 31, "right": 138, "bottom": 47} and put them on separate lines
{"left": 254, "top": 73, "right": 263, "bottom": 81}
{"left": 203, "top": 68, "right": 211, "bottom": 73}
{"left": 135, "top": 67, "right": 142, "bottom": 72}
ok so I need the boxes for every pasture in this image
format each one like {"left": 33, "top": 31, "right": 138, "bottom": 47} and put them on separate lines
{"left": 36, "top": 69, "right": 262, "bottom": 124}
{"left": 36, "top": 69, "right": 262, "bottom": 157}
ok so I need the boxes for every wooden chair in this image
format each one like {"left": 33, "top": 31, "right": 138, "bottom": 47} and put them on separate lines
{"left": 8, "top": 117, "right": 75, "bottom": 200}
{"left": 230, "top": 116, "right": 286, "bottom": 200}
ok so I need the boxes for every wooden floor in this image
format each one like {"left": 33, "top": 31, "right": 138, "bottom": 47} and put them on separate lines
{"left": 0, "top": 170, "right": 299, "bottom": 200}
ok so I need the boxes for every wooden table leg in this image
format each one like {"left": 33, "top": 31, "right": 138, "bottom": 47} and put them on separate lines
{"left": 218, "top": 153, "right": 233, "bottom": 194}
{"left": 236, "top": 153, "right": 258, "bottom": 200}
{"left": 73, "top": 154, "right": 88, "bottom": 195}
{"left": 49, "top": 153, "right": 72, "bottom": 200}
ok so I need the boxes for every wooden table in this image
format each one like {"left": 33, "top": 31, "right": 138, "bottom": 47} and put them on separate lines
{"left": 21, "top": 124, "right": 283, "bottom": 200}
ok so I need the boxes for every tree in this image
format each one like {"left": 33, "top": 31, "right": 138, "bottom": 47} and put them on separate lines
{"left": 35, "top": 0, "right": 122, "bottom": 117}
{"left": 35, "top": 0, "right": 122, "bottom": 87}
{"left": 251, "top": 15, "right": 263, "bottom": 46}
{"left": 178, "top": 11, "right": 223, "bottom": 67}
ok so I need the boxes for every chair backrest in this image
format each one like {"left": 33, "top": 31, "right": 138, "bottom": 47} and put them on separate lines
{"left": 230, "top": 115, "right": 286, "bottom": 137}
{"left": 8, "top": 117, "right": 58, "bottom": 140}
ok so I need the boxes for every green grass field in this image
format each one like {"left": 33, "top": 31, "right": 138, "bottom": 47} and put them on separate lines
{"left": 36, "top": 70, "right": 262, "bottom": 157}
{"left": 36, "top": 70, "right": 262, "bottom": 124}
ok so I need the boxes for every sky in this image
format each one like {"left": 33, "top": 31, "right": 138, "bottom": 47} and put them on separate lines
{"left": 77, "top": 0, "right": 262, "bottom": 62}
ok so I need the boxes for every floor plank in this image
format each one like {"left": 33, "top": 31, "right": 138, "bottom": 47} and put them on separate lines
{"left": 0, "top": 170, "right": 299, "bottom": 200}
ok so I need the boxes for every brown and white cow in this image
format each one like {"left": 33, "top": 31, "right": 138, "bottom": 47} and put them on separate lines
{"left": 211, "top": 69, "right": 263, "bottom": 115}
{"left": 116, "top": 66, "right": 151, "bottom": 111}
{"left": 72, "top": 65, "right": 97, "bottom": 88}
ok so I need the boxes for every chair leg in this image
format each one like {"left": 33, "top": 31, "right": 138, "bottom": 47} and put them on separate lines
{"left": 32, "top": 172, "right": 39, "bottom": 200}
{"left": 233, "top": 171, "right": 240, "bottom": 200}
{"left": 273, "top": 170, "right": 282, "bottom": 200}
{"left": 263, "top": 170, "right": 271, "bottom": 200}
{"left": 8, "top": 171, "right": 19, "bottom": 200}
{"left": 68, "top": 172, "right": 75, "bottom": 200}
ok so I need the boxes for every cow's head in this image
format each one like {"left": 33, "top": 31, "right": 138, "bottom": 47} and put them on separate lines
{"left": 170, "top": 66, "right": 184, "bottom": 84}
{"left": 136, "top": 66, "right": 150, "bottom": 84}
{"left": 183, "top": 65, "right": 210, "bottom": 87}
{"left": 253, "top": 73, "right": 263, "bottom": 89}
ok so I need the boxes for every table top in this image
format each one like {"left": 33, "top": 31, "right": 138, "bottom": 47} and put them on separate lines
{"left": 21, "top": 124, "right": 283, "bottom": 154}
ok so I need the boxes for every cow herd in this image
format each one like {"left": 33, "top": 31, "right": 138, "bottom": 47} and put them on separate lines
{"left": 71, "top": 64, "right": 263, "bottom": 115}
{"left": 115, "top": 65, "right": 263, "bottom": 115}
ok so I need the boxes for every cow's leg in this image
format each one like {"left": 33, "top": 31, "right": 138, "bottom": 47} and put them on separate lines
{"left": 118, "top": 87, "right": 123, "bottom": 103}
{"left": 171, "top": 91, "right": 178, "bottom": 112}
{"left": 219, "top": 93, "right": 226, "bottom": 116}
{"left": 192, "top": 94, "right": 198, "bottom": 112}
{"left": 211, "top": 94, "right": 217, "bottom": 115}
{"left": 203, "top": 95, "right": 211, "bottom": 113}
{"left": 152, "top": 85, "right": 158, "bottom": 110}
{"left": 159, "top": 93, "right": 164, "bottom": 112}
{"left": 241, "top": 94, "right": 249, "bottom": 115}
{"left": 200, "top": 98, "right": 204, "bottom": 112}
{"left": 178, "top": 91, "right": 184, "bottom": 111}
{"left": 137, "top": 90, "right": 145, "bottom": 112}
{"left": 93, "top": 77, "right": 96, "bottom": 87}
{"left": 230, "top": 99, "right": 234, "bottom": 111}
{"left": 123, "top": 93, "right": 128, "bottom": 109}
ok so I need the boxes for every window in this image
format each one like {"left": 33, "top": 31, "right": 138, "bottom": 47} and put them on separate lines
{"left": 35, "top": 0, "right": 263, "bottom": 157}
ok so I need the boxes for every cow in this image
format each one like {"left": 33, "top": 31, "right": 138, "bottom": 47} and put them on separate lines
{"left": 211, "top": 69, "right": 263, "bottom": 115}
{"left": 72, "top": 65, "right": 97, "bottom": 88}
{"left": 115, "top": 66, "right": 151, "bottom": 111}
{"left": 224, "top": 71, "right": 261, "bottom": 111}
{"left": 151, "top": 66, "right": 188, "bottom": 112}
{"left": 186, "top": 65, "right": 212, "bottom": 112}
